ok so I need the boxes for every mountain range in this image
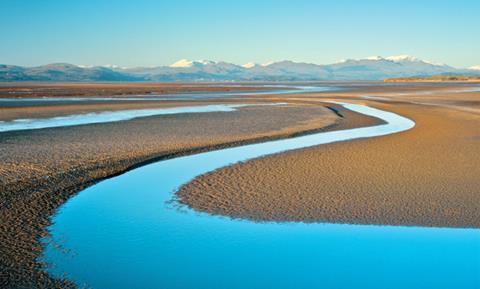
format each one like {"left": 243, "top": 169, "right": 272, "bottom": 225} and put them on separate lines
{"left": 1, "top": 55, "right": 479, "bottom": 82}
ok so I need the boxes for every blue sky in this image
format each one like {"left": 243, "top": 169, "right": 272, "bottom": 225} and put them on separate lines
{"left": 1, "top": 0, "right": 479, "bottom": 68}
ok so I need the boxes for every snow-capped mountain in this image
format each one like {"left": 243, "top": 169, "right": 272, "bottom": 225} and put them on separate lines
{"left": 124, "top": 56, "right": 465, "bottom": 81}
{"left": 386, "top": 55, "right": 420, "bottom": 62}
{"left": 325, "top": 55, "right": 459, "bottom": 80}
{"left": 169, "top": 59, "right": 215, "bottom": 68}
{"left": 242, "top": 62, "right": 259, "bottom": 69}
{"left": 2, "top": 56, "right": 479, "bottom": 81}
{"left": 101, "top": 64, "right": 128, "bottom": 70}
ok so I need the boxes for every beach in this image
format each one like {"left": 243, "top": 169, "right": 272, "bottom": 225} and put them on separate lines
{"left": 1, "top": 84, "right": 348, "bottom": 288}
{"left": 1, "top": 82, "right": 479, "bottom": 287}
{"left": 178, "top": 89, "right": 480, "bottom": 227}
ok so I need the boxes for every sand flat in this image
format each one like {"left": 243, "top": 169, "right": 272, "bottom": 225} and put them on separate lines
{"left": 178, "top": 92, "right": 480, "bottom": 228}
{"left": 0, "top": 95, "right": 347, "bottom": 288}
{"left": 1, "top": 82, "right": 479, "bottom": 287}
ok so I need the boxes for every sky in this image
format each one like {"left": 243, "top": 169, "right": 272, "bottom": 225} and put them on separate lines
{"left": 1, "top": 0, "right": 479, "bottom": 68}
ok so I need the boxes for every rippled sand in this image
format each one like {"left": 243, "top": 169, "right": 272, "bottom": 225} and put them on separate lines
{"left": 0, "top": 88, "right": 340, "bottom": 288}
{"left": 1, "top": 82, "right": 479, "bottom": 287}
{"left": 178, "top": 90, "right": 480, "bottom": 228}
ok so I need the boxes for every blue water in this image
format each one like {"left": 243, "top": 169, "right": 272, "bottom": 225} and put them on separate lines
{"left": 465, "top": 87, "right": 480, "bottom": 92}
{"left": 41, "top": 103, "right": 480, "bottom": 289}
{"left": 0, "top": 104, "right": 262, "bottom": 133}
{"left": 0, "top": 84, "right": 336, "bottom": 104}
{"left": 0, "top": 84, "right": 334, "bottom": 132}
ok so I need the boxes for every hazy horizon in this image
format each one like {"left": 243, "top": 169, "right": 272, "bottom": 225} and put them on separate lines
{"left": 1, "top": 0, "right": 479, "bottom": 68}
{"left": 0, "top": 54, "right": 472, "bottom": 69}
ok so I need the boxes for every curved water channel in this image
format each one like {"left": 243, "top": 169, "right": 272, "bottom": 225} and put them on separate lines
{"left": 41, "top": 98, "right": 479, "bottom": 288}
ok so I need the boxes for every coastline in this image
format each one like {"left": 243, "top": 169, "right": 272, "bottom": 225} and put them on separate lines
{"left": 2, "top": 83, "right": 478, "bottom": 287}
{"left": 1, "top": 100, "right": 379, "bottom": 288}
{"left": 178, "top": 96, "right": 480, "bottom": 228}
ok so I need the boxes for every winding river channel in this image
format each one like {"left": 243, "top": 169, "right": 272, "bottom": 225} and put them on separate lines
{"left": 40, "top": 92, "right": 479, "bottom": 288}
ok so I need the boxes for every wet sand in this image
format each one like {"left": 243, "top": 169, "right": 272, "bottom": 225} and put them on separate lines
{"left": 0, "top": 82, "right": 274, "bottom": 98}
{"left": 1, "top": 93, "right": 352, "bottom": 288}
{"left": 0, "top": 98, "right": 284, "bottom": 121}
{"left": 178, "top": 91, "right": 480, "bottom": 228}
{"left": 1, "top": 82, "right": 479, "bottom": 287}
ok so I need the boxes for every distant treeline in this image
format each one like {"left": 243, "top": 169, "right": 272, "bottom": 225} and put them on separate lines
{"left": 385, "top": 75, "right": 480, "bottom": 82}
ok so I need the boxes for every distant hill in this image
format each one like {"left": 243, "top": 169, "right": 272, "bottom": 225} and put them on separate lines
{"left": 2, "top": 56, "right": 480, "bottom": 82}
{"left": 0, "top": 63, "right": 140, "bottom": 82}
